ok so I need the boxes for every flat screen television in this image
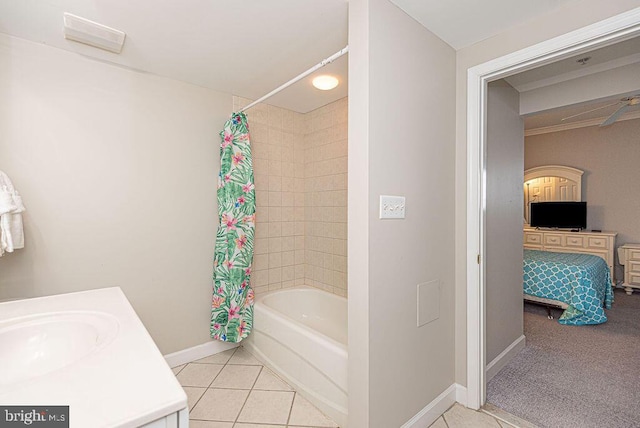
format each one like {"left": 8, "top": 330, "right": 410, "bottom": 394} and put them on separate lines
{"left": 530, "top": 201, "right": 587, "bottom": 229}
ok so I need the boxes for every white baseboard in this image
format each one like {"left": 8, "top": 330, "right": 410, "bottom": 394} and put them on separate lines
{"left": 164, "top": 340, "right": 238, "bottom": 368}
{"left": 455, "top": 383, "right": 467, "bottom": 407}
{"left": 486, "top": 335, "right": 526, "bottom": 382}
{"left": 401, "top": 384, "right": 458, "bottom": 428}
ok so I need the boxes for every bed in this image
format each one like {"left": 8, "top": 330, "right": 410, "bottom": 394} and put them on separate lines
{"left": 523, "top": 249, "right": 613, "bottom": 325}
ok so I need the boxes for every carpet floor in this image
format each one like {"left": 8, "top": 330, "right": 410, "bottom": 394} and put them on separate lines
{"left": 487, "top": 289, "right": 640, "bottom": 428}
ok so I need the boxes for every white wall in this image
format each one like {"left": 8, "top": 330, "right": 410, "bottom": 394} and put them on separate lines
{"left": 486, "top": 81, "right": 524, "bottom": 364}
{"left": 347, "top": 0, "right": 371, "bottom": 423}
{"left": 525, "top": 118, "right": 640, "bottom": 280}
{"left": 349, "top": 0, "right": 456, "bottom": 426}
{"left": 0, "top": 34, "right": 232, "bottom": 354}
{"left": 454, "top": 1, "right": 640, "bottom": 387}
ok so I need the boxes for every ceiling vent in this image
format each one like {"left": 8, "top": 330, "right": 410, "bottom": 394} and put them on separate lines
{"left": 63, "top": 13, "right": 126, "bottom": 54}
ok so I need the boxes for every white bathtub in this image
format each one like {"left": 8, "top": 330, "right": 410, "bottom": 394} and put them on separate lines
{"left": 244, "top": 286, "right": 348, "bottom": 427}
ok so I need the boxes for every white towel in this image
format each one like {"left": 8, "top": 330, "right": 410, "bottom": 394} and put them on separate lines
{"left": 0, "top": 170, "right": 26, "bottom": 256}
{"left": 0, "top": 190, "right": 17, "bottom": 214}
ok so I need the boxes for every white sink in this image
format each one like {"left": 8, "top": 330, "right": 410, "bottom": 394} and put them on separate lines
{"left": 0, "top": 288, "right": 187, "bottom": 428}
{"left": 0, "top": 311, "right": 119, "bottom": 387}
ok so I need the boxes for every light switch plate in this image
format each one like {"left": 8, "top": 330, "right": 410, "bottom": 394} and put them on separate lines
{"left": 379, "top": 195, "right": 405, "bottom": 219}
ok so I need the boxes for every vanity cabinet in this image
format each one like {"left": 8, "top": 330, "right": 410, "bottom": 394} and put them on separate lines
{"left": 618, "top": 243, "right": 640, "bottom": 295}
{"left": 524, "top": 228, "right": 617, "bottom": 284}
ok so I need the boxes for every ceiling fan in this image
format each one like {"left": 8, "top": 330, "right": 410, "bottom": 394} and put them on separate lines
{"left": 561, "top": 95, "right": 640, "bottom": 127}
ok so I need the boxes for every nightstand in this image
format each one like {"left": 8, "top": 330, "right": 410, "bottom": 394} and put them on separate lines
{"left": 618, "top": 244, "right": 640, "bottom": 295}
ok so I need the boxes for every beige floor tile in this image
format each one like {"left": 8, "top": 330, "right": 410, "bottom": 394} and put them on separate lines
{"left": 252, "top": 367, "right": 293, "bottom": 391}
{"left": 195, "top": 348, "right": 237, "bottom": 365}
{"left": 183, "top": 386, "right": 206, "bottom": 411}
{"left": 234, "top": 424, "right": 285, "bottom": 428}
{"left": 236, "top": 390, "right": 295, "bottom": 425}
{"left": 188, "top": 421, "right": 233, "bottom": 428}
{"left": 288, "top": 394, "right": 338, "bottom": 427}
{"left": 429, "top": 416, "right": 448, "bottom": 428}
{"left": 171, "top": 364, "right": 186, "bottom": 375}
{"left": 176, "top": 363, "right": 224, "bottom": 387}
{"left": 444, "top": 403, "right": 501, "bottom": 428}
{"left": 482, "top": 403, "right": 538, "bottom": 428}
{"left": 227, "top": 348, "right": 263, "bottom": 366}
{"left": 190, "top": 388, "right": 249, "bottom": 422}
{"left": 211, "top": 364, "right": 262, "bottom": 389}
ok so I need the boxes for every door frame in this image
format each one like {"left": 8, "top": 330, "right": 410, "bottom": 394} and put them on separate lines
{"left": 466, "top": 7, "right": 640, "bottom": 410}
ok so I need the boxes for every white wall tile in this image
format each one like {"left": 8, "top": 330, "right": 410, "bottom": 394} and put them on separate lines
{"left": 239, "top": 97, "right": 346, "bottom": 298}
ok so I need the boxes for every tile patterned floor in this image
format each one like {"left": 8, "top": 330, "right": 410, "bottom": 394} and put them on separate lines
{"left": 172, "top": 346, "right": 527, "bottom": 428}
{"left": 430, "top": 403, "right": 523, "bottom": 428}
{"left": 171, "top": 346, "right": 339, "bottom": 428}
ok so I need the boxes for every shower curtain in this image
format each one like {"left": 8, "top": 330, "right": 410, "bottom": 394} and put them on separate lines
{"left": 211, "top": 112, "right": 256, "bottom": 342}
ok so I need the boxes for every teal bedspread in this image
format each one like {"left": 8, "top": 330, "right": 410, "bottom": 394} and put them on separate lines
{"left": 523, "top": 249, "right": 613, "bottom": 325}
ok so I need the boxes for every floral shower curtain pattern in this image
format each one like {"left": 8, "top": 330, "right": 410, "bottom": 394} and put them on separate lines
{"left": 211, "top": 112, "right": 256, "bottom": 342}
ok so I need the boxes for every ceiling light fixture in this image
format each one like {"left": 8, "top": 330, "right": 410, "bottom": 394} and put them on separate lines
{"left": 312, "top": 75, "right": 339, "bottom": 91}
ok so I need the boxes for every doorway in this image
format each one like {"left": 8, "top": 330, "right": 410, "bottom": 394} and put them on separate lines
{"left": 466, "top": 8, "right": 640, "bottom": 410}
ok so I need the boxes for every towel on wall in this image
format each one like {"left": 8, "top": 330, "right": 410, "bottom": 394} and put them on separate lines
{"left": 0, "top": 170, "right": 26, "bottom": 256}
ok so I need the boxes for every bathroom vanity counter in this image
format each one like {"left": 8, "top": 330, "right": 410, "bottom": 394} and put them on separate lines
{"left": 0, "top": 287, "right": 187, "bottom": 428}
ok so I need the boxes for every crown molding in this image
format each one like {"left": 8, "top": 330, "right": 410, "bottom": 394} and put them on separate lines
{"left": 512, "top": 52, "right": 640, "bottom": 93}
{"left": 525, "top": 109, "right": 640, "bottom": 136}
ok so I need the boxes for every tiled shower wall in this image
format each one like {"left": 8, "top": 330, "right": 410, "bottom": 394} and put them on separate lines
{"left": 303, "top": 98, "right": 348, "bottom": 296}
{"left": 233, "top": 97, "right": 306, "bottom": 294}
{"left": 232, "top": 96, "right": 347, "bottom": 297}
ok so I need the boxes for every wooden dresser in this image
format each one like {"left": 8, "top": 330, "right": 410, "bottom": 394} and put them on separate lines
{"left": 523, "top": 228, "right": 617, "bottom": 284}
{"left": 618, "top": 244, "right": 640, "bottom": 295}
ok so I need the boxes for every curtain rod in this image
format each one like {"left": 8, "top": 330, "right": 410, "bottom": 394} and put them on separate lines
{"left": 239, "top": 45, "right": 349, "bottom": 113}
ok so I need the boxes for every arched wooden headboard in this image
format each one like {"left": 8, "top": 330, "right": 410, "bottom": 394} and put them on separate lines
{"left": 524, "top": 165, "right": 584, "bottom": 223}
